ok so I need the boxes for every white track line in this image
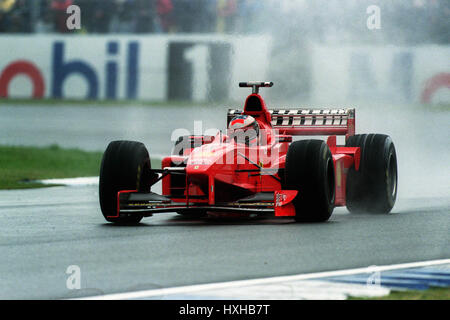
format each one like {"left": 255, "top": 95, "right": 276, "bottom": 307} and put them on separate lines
{"left": 38, "top": 177, "right": 99, "bottom": 186}
{"left": 77, "top": 258, "right": 450, "bottom": 300}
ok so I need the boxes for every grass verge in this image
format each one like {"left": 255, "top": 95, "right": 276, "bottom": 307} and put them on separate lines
{"left": 0, "top": 144, "right": 104, "bottom": 189}
{"left": 349, "top": 287, "right": 450, "bottom": 300}
{"left": 0, "top": 144, "right": 162, "bottom": 190}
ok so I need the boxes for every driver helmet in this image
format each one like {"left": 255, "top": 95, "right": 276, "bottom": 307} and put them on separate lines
{"left": 228, "top": 115, "right": 259, "bottom": 145}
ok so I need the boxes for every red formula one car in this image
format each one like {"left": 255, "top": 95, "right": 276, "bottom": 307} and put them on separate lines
{"left": 99, "top": 82, "right": 398, "bottom": 224}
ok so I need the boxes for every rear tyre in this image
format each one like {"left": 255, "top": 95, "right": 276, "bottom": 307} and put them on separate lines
{"left": 345, "top": 134, "right": 398, "bottom": 213}
{"left": 99, "top": 140, "right": 154, "bottom": 224}
{"left": 284, "top": 140, "right": 335, "bottom": 222}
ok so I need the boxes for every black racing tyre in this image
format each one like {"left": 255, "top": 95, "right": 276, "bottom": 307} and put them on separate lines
{"left": 345, "top": 134, "right": 398, "bottom": 213}
{"left": 284, "top": 140, "right": 335, "bottom": 222}
{"left": 99, "top": 140, "right": 154, "bottom": 224}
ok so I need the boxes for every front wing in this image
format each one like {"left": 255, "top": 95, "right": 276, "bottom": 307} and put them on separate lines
{"left": 108, "top": 190, "right": 298, "bottom": 219}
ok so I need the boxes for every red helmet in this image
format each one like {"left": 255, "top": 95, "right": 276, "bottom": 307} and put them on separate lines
{"left": 228, "top": 115, "right": 259, "bottom": 145}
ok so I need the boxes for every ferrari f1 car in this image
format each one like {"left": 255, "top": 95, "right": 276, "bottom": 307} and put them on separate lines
{"left": 99, "top": 81, "right": 398, "bottom": 224}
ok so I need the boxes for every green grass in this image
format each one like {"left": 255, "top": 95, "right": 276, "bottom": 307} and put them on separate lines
{"left": 0, "top": 144, "right": 162, "bottom": 190}
{"left": 349, "top": 287, "right": 450, "bottom": 300}
{"left": 0, "top": 144, "right": 104, "bottom": 189}
{"left": 427, "top": 103, "right": 450, "bottom": 112}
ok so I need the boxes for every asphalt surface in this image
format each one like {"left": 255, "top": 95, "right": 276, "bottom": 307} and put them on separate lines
{"left": 0, "top": 104, "right": 226, "bottom": 157}
{"left": 0, "top": 183, "right": 448, "bottom": 299}
{"left": 0, "top": 103, "right": 449, "bottom": 299}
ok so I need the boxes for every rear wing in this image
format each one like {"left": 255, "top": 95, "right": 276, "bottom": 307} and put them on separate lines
{"left": 227, "top": 108, "right": 355, "bottom": 136}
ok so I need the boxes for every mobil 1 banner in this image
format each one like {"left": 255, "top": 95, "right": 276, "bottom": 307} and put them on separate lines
{"left": 168, "top": 41, "right": 232, "bottom": 102}
{"left": 310, "top": 44, "right": 450, "bottom": 104}
{"left": 0, "top": 35, "right": 271, "bottom": 102}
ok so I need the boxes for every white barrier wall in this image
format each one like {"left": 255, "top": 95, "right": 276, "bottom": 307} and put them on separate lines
{"left": 311, "top": 45, "right": 450, "bottom": 104}
{"left": 0, "top": 35, "right": 271, "bottom": 101}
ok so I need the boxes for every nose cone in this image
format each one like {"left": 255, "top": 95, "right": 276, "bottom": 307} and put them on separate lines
{"left": 185, "top": 145, "right": 223, "bottom": 187}
{"left": 186, "top": 143, "right": 224, "bottom": 173}
{"left": 186, "top": 162, "right": 211, "bottom": 174}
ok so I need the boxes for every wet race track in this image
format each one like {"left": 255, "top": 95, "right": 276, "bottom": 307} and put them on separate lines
{"left": 0, "top": 103, "right": 449, "bottom": 299}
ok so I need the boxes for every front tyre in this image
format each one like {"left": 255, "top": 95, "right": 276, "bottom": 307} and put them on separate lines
{"left": 99, "top": 141, "right": 154, "bottom": 224}
{"left": 345, "top": 134, "right": 398, "bottom": 213}
{"left": 284, "top": 140, "right": 335, "bottom": 222}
